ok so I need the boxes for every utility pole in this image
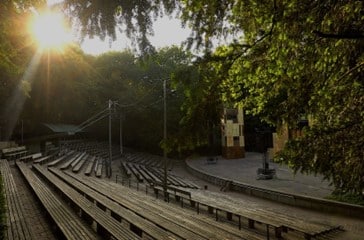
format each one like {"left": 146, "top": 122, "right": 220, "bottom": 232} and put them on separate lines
{"left": 108, "top": 100, "right": 112, "bottom": 178}
{"left": 21, "top": 120, "right": 24, "bottom": 144}
{"left": 119, "top": 111, "right": 123, "bottom": 156}
{"left": 163, "top": 78, "right": 168, "bottom": 201}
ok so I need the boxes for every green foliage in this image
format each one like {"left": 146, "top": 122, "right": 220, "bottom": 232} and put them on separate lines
{"left": 63, "top": 0, "right": 179, "bottom": 55}
{"left": 326, "top": 191, "right": 364, "bottom": 206}
{"left": 178, "top": 0, "right": 364, "bottom": 194}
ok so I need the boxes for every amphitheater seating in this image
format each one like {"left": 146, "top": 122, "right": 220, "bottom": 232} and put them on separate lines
{"left": 62, "top": 170, "right": 266, "bottom": 240}
{"left": 191, "top": 190, "right": 341, "bottom": 239}
{"left": 1, "top": 146, "right": 28, "bottom": 160}
{"left": 16, "top": 162, "right": 99, "bottom": 240}
{"left": 47, "top": 151, "right": 75, "bottom": 167}
{"left": 18, "top": 152, "right": 42, "bottom": 162}
{"left": 121, "top": 159, "right": 199, "bottom": 189}
{"left": 48, "top": 167, "right": 177, "bottom": 240}
{"left": 84, "top": 156, "right": 96, "bottom": 175}
{"left": 32, "top": 165, "right": 141, "bottom": 240}
{"left": 33, "top": 152, "right": 57, "bottom": 165}
{"left": 0, "top": 160, "right": 34, "bottom": 240}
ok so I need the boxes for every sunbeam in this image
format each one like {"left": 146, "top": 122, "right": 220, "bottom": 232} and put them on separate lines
{"left": 2, "top": 49, "right": 43, "bottom": 140}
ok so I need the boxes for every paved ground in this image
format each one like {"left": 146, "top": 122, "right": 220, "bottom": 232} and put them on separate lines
{"left": 186, "top": 152, "right": 334, "bottom": 198}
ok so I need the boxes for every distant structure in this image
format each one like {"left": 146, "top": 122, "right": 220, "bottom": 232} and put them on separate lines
{"left": 271, "top": 118, "right": 309, "bottom": 158}
{"left": 221, "top": 108, "right": 245, "bottom": 159}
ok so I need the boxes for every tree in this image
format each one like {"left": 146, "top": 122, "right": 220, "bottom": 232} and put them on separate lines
{"left": 62, "top": 0, "right": 179, "bottom": 55}
{"left": 178, "top": 0, "right": 364, "bottom": 196}
{"left": 0, "top": 0, "right": 46, "bottom": 139}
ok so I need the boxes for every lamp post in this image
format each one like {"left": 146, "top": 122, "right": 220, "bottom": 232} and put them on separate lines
{"left": 108, "top": 99, "right": 112, "bottom": 178}
{"left": 163, "top": 78, "right": 168, "bottom": 202}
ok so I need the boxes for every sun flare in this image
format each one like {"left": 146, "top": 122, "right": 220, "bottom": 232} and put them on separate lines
{"left": 30, "top": 11, "right": 72, "bottom": 50}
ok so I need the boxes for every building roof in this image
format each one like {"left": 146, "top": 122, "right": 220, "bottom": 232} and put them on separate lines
{"left": 43, "top": 123, "right": 83, "bottom": 135}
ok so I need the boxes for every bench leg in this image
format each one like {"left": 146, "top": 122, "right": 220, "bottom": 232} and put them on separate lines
{"left": 226, "top": 212, "right": 232, "bottom": 221}
{"left": 275, "top": 227, "right": 282, "bottom": 239}
{"left": 208, "top": 206, "right": 214, "bottom": 214}
{"left": 304, "top": 233, "right": 312, "bottom": 240}
{"left": 238, "top": 216, "right": 241, "bottom": 230}
{"left": 154, "top": 189, "right": 159, "bottom": 199}
{"left": 190, "top": 200, "right": 196, "bottom": 208}
{"left": 248, "top": 219, "right": 255, "bottom": 229}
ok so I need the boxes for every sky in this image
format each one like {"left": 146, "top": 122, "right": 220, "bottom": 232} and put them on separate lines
{"left": 81, "top": 17, "right": 191, "bottom": 55}
{"left": 47, "top": 0, "right": 191, "bottom": 55}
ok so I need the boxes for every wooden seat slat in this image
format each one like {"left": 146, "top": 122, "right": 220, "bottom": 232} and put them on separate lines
{"left": 84, "top": 156, "right": 96, "bottom": 175}
{"left": 32, "top": 165, "right": 140, "bottom": 240}
{"left": 48, "top": 167, "right": 178, "bottom": 240}
{"left": 66, "top": 172, "right": 265, "bottom": 240}
{"left": 0, "top": 160, "right": 34, "bottom": 240}
{"left": 64, "top": 172, "right": 208, "bottom": 240}
{"left": 47, "top": 151, "right": 75, "bottom": 167}
{"left": 16, "top": 162, "right": 99, "bottom": 240}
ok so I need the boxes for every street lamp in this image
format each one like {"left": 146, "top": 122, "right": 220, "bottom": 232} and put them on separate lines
{"left": 163, "top": 78, "right": 168, "bottom": 202}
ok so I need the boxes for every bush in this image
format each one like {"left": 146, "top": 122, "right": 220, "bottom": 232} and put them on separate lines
{"left": 326, "top": 191, "right": 364, "bottom": 206}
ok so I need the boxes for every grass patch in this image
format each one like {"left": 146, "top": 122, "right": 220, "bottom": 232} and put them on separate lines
{"left": 326, "top": 192, "right": 364, "bottom": 206}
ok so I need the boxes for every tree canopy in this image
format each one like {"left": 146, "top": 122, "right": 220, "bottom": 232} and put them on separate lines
{"left": 179, "top": 0, "right": 364, "bottom": 195}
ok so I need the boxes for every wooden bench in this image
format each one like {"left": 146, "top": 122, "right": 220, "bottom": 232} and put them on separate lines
{"left": 127, "top": 163, "right": 143, "bottom": 182}
{"left": 121, "top": 161, "right": 132, "bottom": 177}
{"left": 18, "top": 152, "right": 42, "bottom": 163}
{"left": 60, "top": 152, "right": 83, "bottom": 170}
{"left": 33, "top": 153, "right": 56, "bottom": 165}
{"left": 2, "top": 146, "right": 28, "bottom": 160}
{"left": 0, "top": 160, "right": 34, "bottom": 240}
{"left": 71, "top": 153, "right": 88, "bottom": 172}
{"left": 191, "top": 191, "right": 340, "bottom": 239}
{"left": 16, "top": 162, "right": 99, "bottom": 240}
{"left": 95, "top": 159, "right": 103, "bottom": 177}
{"left": 48, "top": 167, "right": 177, "bottom": 240}
{"left": 31, "top": 165, "right": 141, "bottom": 240}
{"left": 47, "top": 151, "right": 75, "bottom": 167}
{"left": 84, "top": 156, "right": 96, "bottom": 175}
{"left": 65, "top": 172, "right": 265, "bottom": 240}
{"left": 152, "top": 182, "right": 192, "bottom": 203}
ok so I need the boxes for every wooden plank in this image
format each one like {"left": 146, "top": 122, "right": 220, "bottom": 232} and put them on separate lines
{"left": 48, "top": 167, "right": 178, "bottom": 240}
{"left": 47, "top": 151, "right": 75, "bottom": 167}
{"left": 0, "top": 160, "right": 34, "bottom": 240}
{"left": 72, "top": 153, "right": 88, "bottom": 172}
{"left": 16, "top": 162, "right": 99, "bottom": 240}
{"left": 84, "top": 156, "right": 96, "bottom": 176}
{"left": 33, "top": 165, "right": 140, "bottom": 240}
{"left": 95, "top": 160, "right": 103, "bottom": 177}
{"left": 19, "top": 153, "right": 42, "bottom": 162}
{"left": 60, "top": 152, "right": 82, "bottom": 170}
{"left": 121, "top": 161, "right": 132, "bottom": 177}
{"left": 70, "top": 152, "right": 87, "bottom": 169}
{"left": 66, "top": 172, "right": 265, "bottom": 240}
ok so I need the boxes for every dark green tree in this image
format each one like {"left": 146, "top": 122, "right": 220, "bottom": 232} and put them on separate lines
{"left": 178, "top": 0, "right": 364, "bottom": 196}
